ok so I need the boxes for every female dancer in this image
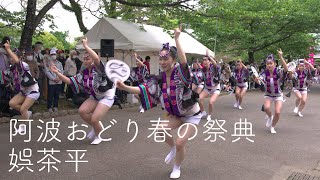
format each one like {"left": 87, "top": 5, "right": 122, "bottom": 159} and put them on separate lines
{"left": 129, "top": 52, "right": 149, "bottom": 112}
{"left": 232, "top": 60, "right": 249, "bottom": 110}
{"left": 254, "top": 49, "right": 288, "bottom": 134}
{"left": 199, "top": 51, "right": 220, "bottom": 120}
{"left": 117, "top": 26, "right": 201, "bottom": 179}
{"left": 4, "top": 41, "right": 40, "bottom": 133}
{"left": 50, "top": 37, "right": 114, "bottom": 145}
{"left": 191, "top": 58, "right": 204, "bottom": 94}
{"left": 292, "top": 59, "right": 315, "bottom": 117}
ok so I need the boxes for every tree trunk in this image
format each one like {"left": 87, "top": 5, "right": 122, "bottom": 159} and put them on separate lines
{"left": 19, "top": 0, "right": 36, "bottom": 49}
{"left": 69, "top": 0, "right": 88, "bottom": 34}
{"left": 19, "top": 0, "right": 59, "bottom": 49}
{"left": 248, "top": 51, "right": 254, "bottom": 64}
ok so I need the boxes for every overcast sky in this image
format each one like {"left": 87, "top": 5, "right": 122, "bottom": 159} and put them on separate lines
{"left": 3, "top": 0, "right": 99, "bottom": 42}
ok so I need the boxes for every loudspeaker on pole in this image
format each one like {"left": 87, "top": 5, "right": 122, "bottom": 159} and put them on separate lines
{"left": 100, "top": 39, "right": 114, "bottom": 57}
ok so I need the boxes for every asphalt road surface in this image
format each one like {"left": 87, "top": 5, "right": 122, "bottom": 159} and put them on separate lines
{"left": 1, "top": 85, "right": 320, "bottom": 180}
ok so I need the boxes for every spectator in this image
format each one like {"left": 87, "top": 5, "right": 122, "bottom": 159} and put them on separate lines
{"left": 24, "top": 48, "right": 39, "bottom": 80}
{"left": 33, "top": 42, "right": 46, "bottom": 103}
{"left": 57, "top": 50, "right": 66, "bottom": 96}
{"left": 44, "top": 49, "right": 64, "bottom": 112}
{"left": 64, "top": 50, "right": 77, "bottom": 101}
{"left": 0, "top": 36, "right": 10, "bottom": 71}
{"left": 74, "top": 50, "right": 83, "bottom": 73}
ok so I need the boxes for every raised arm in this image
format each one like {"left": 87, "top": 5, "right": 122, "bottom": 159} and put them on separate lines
{"left": 225, "top": 64, "right": 231, "bottom": 73}
{"left": 82, "top": 37, "right": 100, "bottom": 65}
{"left": 206, "top": 49, "right": 217, "bottom": 67}
{"left": 50, "top": 65, "right": 71, "bottom": 84}
{"left": 197, "top": 62, "right": 203, "bottom": 69}
{"left": 304, "top": 59, "right": 316, "bottom": 71}
{"left": 117, "top": 81, "right": 141, "bottom": 94}
{"left": 174, "top": 25, "right": 187, "bottom": 66}
{"left": 4, "top": 41, "right": 19, "bottom": 64}
{"left": 277, "top": 49, "right": 288, "bottom": 72}
{"left": 239, "top": 60, "right": 247, "bottom": 69}
{"left": 134, "top": 52, "right": 144, "bottom": 67}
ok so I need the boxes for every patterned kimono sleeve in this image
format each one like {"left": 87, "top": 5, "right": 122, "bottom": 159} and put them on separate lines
{"left": 69, "top": 73, "right": 84, "bottom": 94}
{"left": 278, "top": 68, "right": 286, "bottom": 82}
{"left": 292, "top": 71, "right": 298, "bottom": 80}
{"left": 138, "top": 75, "right": 159, "bottom": 111}
{"left": 258, "top": 71, "right": 267, "bottom": 91}
{"left": 142, "top": 65, "right": 150, "bottom": 81}
{"left": 191, "top": 71, "right": 200, "bottom": 85}
{"left": 93, "top": 61, "right": 106, "bottom": 76}
{"left": 259, "top": 70, "right": 266, "bottom": 83}
{"left": 129, "top": 67, "right": 137, "bottom": 82}
{"left": 210, "top": 64, "right": 221, "bottom": 83}
{"left": 176, "top": 63, "right": 192, "bottom": 87}
{"left": 20, "top": 61, "right": 30, "bottom": 72}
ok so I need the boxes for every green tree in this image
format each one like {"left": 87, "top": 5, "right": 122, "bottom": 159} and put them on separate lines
{"left": 0, "top": 0, "right": 58, "bottom": 49}
{"left": 50, "top": 31, "right": 73, "bottom": 50}
{"left": 33, "top": 31, "right": 64, "bottom": 49}
{"left": 0, "top": 23, "right": 22, "bottom": 48}
{"left": 189, "top": 0, "right": 320, "bottom": 62}
{"left": 60, "top": 0, "right": 195, "bottom": 34}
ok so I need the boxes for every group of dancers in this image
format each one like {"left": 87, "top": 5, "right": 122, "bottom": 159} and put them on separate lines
{"left": 1, "top": 24, "right": 318, "bottom": 178}
{"left": 188, "top": 49, "right": 316, "bottom": 135}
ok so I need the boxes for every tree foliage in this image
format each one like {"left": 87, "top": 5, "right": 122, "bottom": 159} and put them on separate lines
{"left": 1, "top": 0, "right": 320, "bottom": 62}
{"left": 189, "top": 0, "right": 320, "bottom": 62}
{"left": 33, "top": 31, "right": 64, "bottom": 49}
{"left": 50, "top": 31, "right": 73, "bottom": 50}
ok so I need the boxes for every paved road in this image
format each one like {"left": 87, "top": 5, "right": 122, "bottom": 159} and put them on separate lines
{"left": 1, "top": 85, "right": 320, "bottom": 180}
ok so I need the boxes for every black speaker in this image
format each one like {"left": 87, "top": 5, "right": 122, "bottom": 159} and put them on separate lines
{"left": 100, "top": 39, "right": 114, "bottom": 57}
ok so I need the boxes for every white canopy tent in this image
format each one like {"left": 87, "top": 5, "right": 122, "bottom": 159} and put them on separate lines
{"left": 76, "top": 17, "right": 214, "bottom": 75}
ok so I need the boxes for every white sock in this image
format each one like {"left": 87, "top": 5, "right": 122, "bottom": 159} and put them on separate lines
{"left": 139, "top": 105, "right": 145, "bottom": 113}
{"left": 87, "top": 128, "right": 95, "bottom": 139}
{"left": 91, "top": 136, "right": 102, "bottom": 145}
{"left": 266, "top": 115, "right": 273, "bottom": 128}
{"left": 201, "top": 111, "right": 207, "bottom": 118}
{"left": 165, "top": 146, "right": 176, "bottom": 164}
{"left": 27, "top": 111, "right": 32, "bottom": 119}
{"left": 170, "top": 164, "right": 181, "bottom": 179}
{"left": 270, "top": 127, "right": 276, "bottom": 134}
{"left": 173, "top": 164, "right": 181, "bottom": 171}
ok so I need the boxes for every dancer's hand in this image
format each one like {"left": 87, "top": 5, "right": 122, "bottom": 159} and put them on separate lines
{"left": 4, "top": 40, "right": 10, "bottom": 50}
{"left": 50, "top": 65, "right": 59, "bottom": 74}
{"left": 54, "top": 78, "right": 60, "bottom": 83}
{"left": 82, "top": 37, "right": 88, "bottom": 46}
{"left": 116, "top": 81, "right": 126, "bottom": 90}
{"left": 253, "top": 76, "right": 260, "bottom": 83}
{"left": 277, "top": 49, "right": 283, "bottom": 57}
{"left": 174, "top": 24, "right": 182, "bottom": 40}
